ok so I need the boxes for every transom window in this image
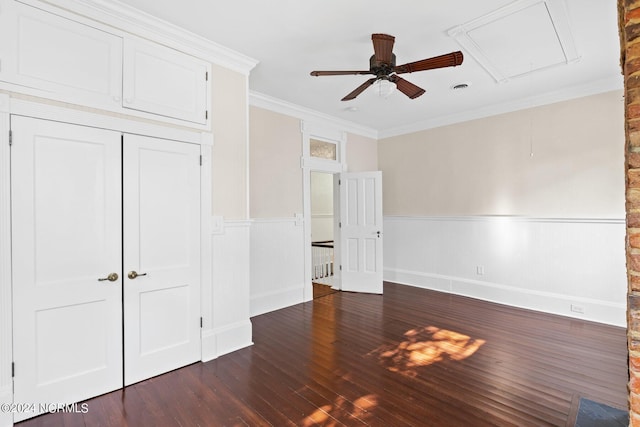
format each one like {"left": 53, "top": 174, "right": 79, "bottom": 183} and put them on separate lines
{"left": 310, "top": 138, "right": 337, "bottom": 161}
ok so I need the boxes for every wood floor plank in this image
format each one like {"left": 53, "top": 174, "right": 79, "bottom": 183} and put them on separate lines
{"left": 16, "top": 282, "right": 627, "bottom": 426}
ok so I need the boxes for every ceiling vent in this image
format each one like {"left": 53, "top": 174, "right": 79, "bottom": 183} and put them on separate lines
{"left": 448, "top": 0, "right": 580, "bottom": 83}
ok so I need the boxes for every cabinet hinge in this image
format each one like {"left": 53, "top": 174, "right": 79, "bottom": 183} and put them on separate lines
{"left": 11, "top": 362, "right": 14, "bottom": 377}
{"left": 200, "top": 317, "right": 203, "bottom": 328}
{"left": 199, "top": 155, "right": 203, "bottom": 166}
{"left": 8, "top": 130, "right": 12, "bottom": 146}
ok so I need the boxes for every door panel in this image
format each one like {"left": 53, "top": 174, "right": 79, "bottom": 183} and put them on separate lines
{"left": 0, "top": 1, "right": 122, "bottom": 110}
{"left": 339, "top": 172, "right": 383, "bottom": 294}
{"left": 123, "top": 134, "right": 201, "bottom": 385}
{"left": 11, "top": 117, "right": 123, "bottom": 421}
{"left": 123, "top": 36, "right": 209, "bottom": 124}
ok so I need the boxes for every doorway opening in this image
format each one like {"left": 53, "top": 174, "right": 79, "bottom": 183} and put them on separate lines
{"left": 311, "top": 171, "right": 338, "bottom": 299}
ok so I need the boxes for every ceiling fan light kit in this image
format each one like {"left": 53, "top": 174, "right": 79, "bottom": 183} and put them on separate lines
{"left": 373, "top": 78, "right": 396, "bottom": 98}
{"left": 310, "top": 33, "right": 464, "bottom": 101}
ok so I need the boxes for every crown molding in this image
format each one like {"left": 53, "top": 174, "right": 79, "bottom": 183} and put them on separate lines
{"left": 378, "top": 75, "right": 623, "bottom": 139}
{"left": 249, "top": 91, "right": 378, "bottom": 140}
{"left": 23, "top": 0, "right": 259, "bottom": 75}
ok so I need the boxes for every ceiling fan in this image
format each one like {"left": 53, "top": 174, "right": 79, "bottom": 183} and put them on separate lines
{"left": 310, "top": 33, "right": 464, "bottom": 101}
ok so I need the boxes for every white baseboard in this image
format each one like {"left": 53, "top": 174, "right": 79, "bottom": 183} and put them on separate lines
{"left": 250, "top": 285, "right": 305, "bottom": 317}
{"left": 385, "top": 268, "right": 625, "bottom": 327}
{"left": 201, "top": 320, "right": 253, "bottom": 362}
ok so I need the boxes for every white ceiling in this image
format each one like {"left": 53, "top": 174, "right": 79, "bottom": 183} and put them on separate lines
{"left": 116, "top": 0, "right": 622, "bottom": 137}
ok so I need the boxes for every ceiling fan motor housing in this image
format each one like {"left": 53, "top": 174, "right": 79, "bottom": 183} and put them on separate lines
{"left": 370, "top": 53, "right": 396, "bottom": 77}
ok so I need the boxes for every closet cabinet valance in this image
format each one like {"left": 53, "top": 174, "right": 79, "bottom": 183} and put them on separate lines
{"left": 0, "top": 0, "right": 211, "bottom": 128}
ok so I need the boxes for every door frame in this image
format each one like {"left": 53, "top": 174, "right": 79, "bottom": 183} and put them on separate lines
{"left": 301, "top": 120, "right": 346, "bottom": 302}
{"left": 0, "top": 94, "right": 212, "bottom": 425}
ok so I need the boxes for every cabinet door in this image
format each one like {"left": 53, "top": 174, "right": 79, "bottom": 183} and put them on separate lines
{"left": 0, "top": 1, "right": 123, "bottom": 110}
{"left": 123, "top": 37, "right": 210, "bottom": 125}
{"left": 11, "top": 116, "right": 123, "bottom": 421}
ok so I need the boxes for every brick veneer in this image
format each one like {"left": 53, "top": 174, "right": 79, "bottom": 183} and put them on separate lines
{"left": 622, "top": 1, "right": 640, "bottom": 424}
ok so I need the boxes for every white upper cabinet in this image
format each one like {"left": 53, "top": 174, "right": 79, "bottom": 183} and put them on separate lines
{"left": 0, "top": 0, "right": 212, "bottom": 128}
{"left": 0, "top": 1, "right": 123, "bottom": 110}
{"left": 123, "top": 37, "right": 210, "bottom": 125}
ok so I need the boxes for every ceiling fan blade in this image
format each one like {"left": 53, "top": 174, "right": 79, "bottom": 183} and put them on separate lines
{"left": 310, "top": 70, "right": 373, "bottom": 76}
{"left": 389, "top": 75, "right": 425, "bottom": 99}
{"left": 394, "top": 51, "right": 464, "bottom": 74}
{"left": 342, "top": 78, "right": 377, "bottom": 101}
{"left": 372, "top": 33, "right": 395, "bottom": 65}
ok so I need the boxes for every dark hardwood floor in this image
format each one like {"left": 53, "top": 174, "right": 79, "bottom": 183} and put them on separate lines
{"left": 17, "top": 282, "right": 628, "bottom": 426}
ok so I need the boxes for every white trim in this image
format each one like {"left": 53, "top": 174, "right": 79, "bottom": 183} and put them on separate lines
{"left": 251, "top": 217, "right": 298, "bottom": 224}
{"left": 250, "top": 91, "right": 378, "bottom": 139}
{"left": 208, "top": 218, "right": 252, "bottom": 235}
{"left": 0, "top": 93, "right": 12, "bottom": 427}
{"left": 19, "top": 0, "right": 258, "bottom": 75}
{"left": 385, "top": 268, "right": 626, "bottom": 327}
{"left": 200, "top": 145, "right": 213, "bottom": 336}
{"left": 300, "top": 121, "right": 349, "bottom": 301}
{"left": 383, "top": 215, "right": 625, "bottom": 224}
{"left": 8, "top": 98, "right": 207, "bottom": 145}
{"left": 201, "top": 320, "right": 253, "bottom": 362}
{"left": 245, "top": 76, "right": 251, "bottom": 220}
{"left": 223, "top": 220, "right": 252, "bottom": 228}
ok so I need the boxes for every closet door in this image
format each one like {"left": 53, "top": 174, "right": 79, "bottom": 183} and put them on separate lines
{"left": 11, "top": 117, "right": 123, "bottom": 421}
{"left": 123, "top": 134, "right": 201, "bottom": 385}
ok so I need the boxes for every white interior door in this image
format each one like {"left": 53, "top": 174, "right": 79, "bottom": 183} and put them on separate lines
{"left": 11, "top": 116, "right": 123, "bottom": 421}
{"left": 339, "top": 171, "right": 383, "bottom": 294}
{"left": 123, "top": 134, "right": 201, "bottom": 385}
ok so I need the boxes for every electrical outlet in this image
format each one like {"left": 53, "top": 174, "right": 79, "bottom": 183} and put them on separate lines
{"left": 476, "top": 266, "right": 485, "bottom": 275}
{"left": 570, "top": 304, "right": 585, "bottom": 314}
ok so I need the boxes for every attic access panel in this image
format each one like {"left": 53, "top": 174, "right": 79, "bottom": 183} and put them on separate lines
{"left": 448, "top": 0, "right": 579, "bottom": 83}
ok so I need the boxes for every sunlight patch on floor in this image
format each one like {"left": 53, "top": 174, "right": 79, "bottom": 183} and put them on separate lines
{"left": 301, "top": 394, "right": 378, "bottom": 426}
{"left": 372, "top": 326, "right": 485, "bottom": 376}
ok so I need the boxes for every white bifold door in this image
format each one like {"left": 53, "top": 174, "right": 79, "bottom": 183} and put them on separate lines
{"left": 11, "top": 116, "right": 201, "bottom": 421}
{"left": 338, "top": 171, "right": 383, "bottom": 294}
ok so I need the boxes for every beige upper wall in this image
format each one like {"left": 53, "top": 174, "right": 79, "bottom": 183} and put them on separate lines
{"left": 379, "top": 90, "right": 625, "bottom": 218}
{"left": 211, "top": 64, "right": 248, "bottom": 220}
{"left": 249, "top": 106, "right": 303, "bottom": 218}
{"left": 346, "top": 132, "right": 378, "bottom": 172}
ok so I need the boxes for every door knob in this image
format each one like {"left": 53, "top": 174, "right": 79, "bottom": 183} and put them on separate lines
{"left": 128, "top": 271, "right": 147, "bottom": 280}
{"left": 98, "top": 273, "right": 119, "bottom": 282}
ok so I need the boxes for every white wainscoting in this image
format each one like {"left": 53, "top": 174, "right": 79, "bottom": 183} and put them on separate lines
{"left": 202, "top": 220, "right": 253, "bottom": 361}
{"left": 383, "top": 216, "right": 627, "bottom": 326}
{"left": 250, "top": 218, "right": 306, "bottom": 317}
